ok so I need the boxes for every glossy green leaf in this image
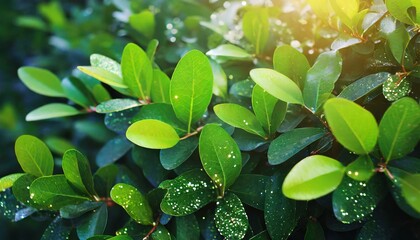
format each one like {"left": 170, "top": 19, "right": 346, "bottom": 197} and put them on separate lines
{"left": 151, "top": 69, "right": 170, "bottom": 104}
{"left": 265, "top": 174, "right": 298, "bottom": 240}
{"left": 159, "top": 169, "right": 217, "bottom": 216}
{"left": 146, "top": 39, "right": 159, "bottom": 61}
{"left": 41, "top": 217, "right": 72, "bottom": 240}
{"left": 386, "top": 0, "right": 418, "bottom": 25}
{"left": 62, "top": 77, "right": 94, "bottom": 107}
{"left": 170, "top": 50, "right": 213, "bottom": 133}
{"left": 151, "top": 225, "right": 171, "bottom": 240}
{"left": 206, "top": 44, "right": 252, "bottom": 61}
{"left": 0, "top": 173, "right": 25, "bottom": 192}
{"left": 175, "top": 214, "right": 200, "bottom": 240}
{"left": 338, "top": 72, "right": 390, "bottom": 101}
{"left": 121, "top": 43, "right": 153, "bottom": 99}
{"left": 268, "top": 128, "right": 326, "bottom": 165}
{"left": 331, "top": 34, "right": 362, "bottom": 50}
{"left": 129, "top": 10, "right": 155, "bottom": 38}
{"left": 282, "top": 155, "right": 345, "bottom": 200}
{"left": 333, "top": 175, "right": 386, "bottom": 223}
{"left": 160, "top": 136, "right": 198, "bottom": 170}
{"left": 15, "top": 135, "right": 53, "bottom": 177}
{"left": 93, "top": 164, "right": 118, "bottom": 197}
{"left": 345, "top": 155, "right": 375, "bottom": 181}
{"left": 110, "top": 183, "right": 154, "bottom": 225}
{"left": 304, "top": 221, "right": 325, "bottom": 240}
{"left": 77, "top": 203, "right": 108, "bottom": 240}
{"left": 400, "top": 174, "right": 420, "bottom": 213}
{"left": 26, "top": 103, "right": 81, "bottom": 121}
{"left": 386, "top": 24, "right": 410, "bottom": 64}
{"left": 90, "top": 53, "right": 121, "bottom": 77}
{"left": 210, "top": 60, "right": 228, "bottom": 99}
{"left": 17, "top": 67, "right": 65, "bottom": 97}
{"left": 30, "top": 175, "right": 90, "bottom": 210}
{"left": 379, "top": 97, "right": 420, "bottom": 161}
{"left": 77, "top": 66, "right": 127, "bottom": 88}
{"left": 199, "top": 124, "right": 242, "bottom": 194}
{"left": 303, "top": 51, "right": 342, "bottom": 112}
{"left": 229, "top": 79, "right": 254, "bottom": 97}
{"left": 252, "top": 85, "right": 287, "bottom": 136}
{"left": 126, "top": 119, "right": 179, "bottom": 149}
{"left": 232, "top": 129, "right": 267, "bottom": 151}
{"left": 12, "top": 174, "right": 40, "bottom": 208}
{"left": 242, "top": 8, "right": 269, "bottom": 54}
{"left": 382, "top": 75, "right": 411, "bottom": 101}
{"left": 250, "top": 68, "right": 304, "bottom": 104}
{"left": 324, "top": 98, "right": 379, "bottom": 154}
{"left": 96, "top": 136, "right": 132, "bottom": 167}
{"left": 62, "top": 149, "right": 96, "bottom": 196}
{"left": 96, "top": 99, "right": 141, "bottom": 113}
{"left": 215, "top": 193, "right": 248, "bottom": 240}
{"left": 60, "top": 201, "right": 103, "bottom": 219}
{"left": 229, "top": 174, "right": 268, "bottom": 210}
{"left": 273, "top": 45, "right": 310, "bottom": 88}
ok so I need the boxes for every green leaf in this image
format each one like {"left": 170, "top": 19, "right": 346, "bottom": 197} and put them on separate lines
{"left": 170, "top": 50, "right": 213, "bottom": 133}
{"left": 304, "top": 221, "right": 325, "bottom": 240}
{"left": 199, "top": 124, "right": 242, "bottom": 194}
{"left": 273, "top": 45, "right": 310, "bottom": 88}
{"left": 96, "top": 136, "right": 133, "bottom": 167}
{"left": 30, "top": 175, "right": 90, "bottom": 210}
{"left": 90, "top": 53, "right": 122, "bottom": 77}
{"left": 96, "top": 99, "right": 141, "bottom": 113}
{"left": 175, "top": 214, "right": 200, "bottom": 240}
{"left": 229, "top": 79, "right": 254, "bottom": 97}
{"left": 62, "top": 77, "right": 94, "bottom": 107}
{"left": 146, "top": 39, "right": 159, "bottom": 61}
{"left": 331, "top": 33, "right": 362, "bottom": 50}
{"left": 345, "top": 155, "right": 375, "bottom": 181}
{"left": 338, "top": 72, "right": 390, "bottom": 101}
{"left": 379, "top": 97, "right": 420, "bottom": 161}
{"left": 62, "top": 149, "right": 96, "bottom": 197}
{"left": 110, "top": 183, "right": 154, "bottom": 225}
{"left": 329, "top": 0, "right": 360, "bottom": 30}
{"left": 268, "top": 128, "right": 326, "bottom": 165}
{"left": 151, "top": 225, "right": 171, "bottom": 240}
{"left": 324, "top": 98, "right": 379, "bottom": 154}
{"left": 282, "top": 155, "right": 345, "bottom": 200}
{"left": 159, "top": 169, "right": 217, "bottom": 216}
{"left": 151, "top": 69, "right": 170, "bottom": 104}
{"left": 385, "top": 0, "right": 418, "bottom": 25}
{"left": 206, "top": 44, "right": 253, "bottom": 61}
{"left": 214, "top": 103, "right": 266, "bottom": 138}
{"left": 17, "top": 67, "right": 65, "bottom": 97}
{"left": 250, "top": 68, "right": 304, "bottom": 105}
{"left": 41, "top": 217, "right": 72, "bottom": 240}
{"left": 385, "top": 24, "right": 410, "bottom": 64}
{"left": 382, "top": 75, "right": 411, "bottom": 101}
{"left": 333, "top": 175, "right": 386, "bottom": 223}
{"left": 210, "top": 60, "right": 228, "bottom": 99}
{"left": 252, "top": 85, "right": 287, "bottom": 135}
{"left": 400, "top": 174, "right": 420, "bottom": 213}
{"left": 242, "top": 8, "right": 269, "bottom": 54}
{"left": 129, "top": 10, "right": 155, "bottom": 39}
{"left": 77, "top": 66, "right": 128, "bottom": 89}
{"left": 0, "top": 173, "right": 25, "bottom": 192}
{"left": 160, "top": 136, "right": 198, "bottom": 170}
{"left": 60, "top": 201, "right": 103, "bottom": 219}
{"left": 126, "top": 119, "right": 180, "bottom": 149}
{"left": 265, "top": 174, "right": 298, "bottom": 240}
{"left": 215, "top": 193, "right": 248, "bottom": 240}
{"left": 15, "top": 135, "right": 53, "bottom": 177}
{"left": 229, "top": 174, "right": 269, "bottom": 210}
{"left": 12, "top": 174, "right": 40, "bottom": 208}
{"left": 26, "top": 103, "right": 81, "bottom": 121}
{"left": 77, "top": 203, "right": 108, "bottom": 240}
{"left": 121, "top": 43, "right": 153, "bottom": 99}
{"left": 303, "top": 51, "right": 342, "bottom": 112}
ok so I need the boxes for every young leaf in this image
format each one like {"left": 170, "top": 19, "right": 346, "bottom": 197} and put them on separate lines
{"left": 126, "top": 119, "right": 180, "bottom": 149}
{"left": 210, "top": 60, "right": 228, "bottom": 99}
{"left": 303, "top": 51, "right": 342, "bottom": 112}
{"left": 62, "top": 149, "right": 96, "bottom": 197}
{"left": 378, "top": 97, "right": 420, "bottom": 161}
{"left": 400, "top": 174, "right": 420, "bottom": 213}
{"left": 170, "top": 50, "right": 213, "bottom": 133}
{"left": 215, "top": 193, "right": 248, "bottom": 240}
{"left": 77, "top": 66, "right": 128, "bottom": 89}
{"left": 214, "top": 103, "right": 266, "bottom": 138}
{"left": 338, "top": 72, "right": 390, "bottom": 101}
{"left": 160, "top": 136, "right": 198, "bottom": 170}
{"left": 199, "top": 124, "right": 242, "bottom": 195}
{"left": 96, "top": 99, "right": 142, "bottom": 113}
{"left": 146, "top": 39, "right": 159, "bottom": 61}
{"left": 90, "top": 54, "right": 121, "bottom": 77}
{"left": 206, "top": 44, "right": 253, "bottom": 61}
{"left": 17, "top": 67, "right": 65, "bottom": 97}
{"left": 150, "top": 69, "right": 170, "bottom": 104}
{"left": 324, "top": 98, "right": 379, "bottom": 154}
{"left": 129, "top": 10, "right": 155, "bottom": 39}
{"left": 273, "top": 45, "right": 310, "bottom": 88}
{"left": 121, "top": 43, "right": 153, "bottom": 99}
{"left": 0, "top": 173, "right": 25, "bottom": 192}
{"left": 110, "top": 183, "right": 154, "bottom": 225}
{"left": 329, "top": 0, "right": 360, "bottom": 30}
{"left": 252, "top": 85, "right": 287, "bottom": 135}
{"left": 159, "top": 169, "right": 217, "bottom": 216}
{"left": 250, "top": 68, "right": 304, "bottom": 105}
{"left": 268, "top": 128, "right": 326, "bottom": 165}
{"left": 345, "top": 155, "right": 375, "bottom": 181}
{"left": 15, "top": 135, "right": 53, "bottom": 177}
{"left": 26, "top": 103, "right": 81, "bottom": 121}
{"left": 30, "top": 175, "right": 91, "bottom": 210}
{"left": 242, "top": 8, "right": 269, "bottom": 54}
{"left": 282, "top": 155, "right": 345, "bottom": 200}
{"left": 229, "top": 174, "right": 269, "bottom": 210}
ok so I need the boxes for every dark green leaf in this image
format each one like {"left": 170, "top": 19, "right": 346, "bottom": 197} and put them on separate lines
{"left": 382, "top": 75, "right": 411, "bottom": 101}
{"left": 94, "top": 164, "right": 118, "bottom": 197}
{"left": 268, "top": 128, "right": 326, "bottom": 165}
{"left": 160, "top": 136, "right": 198, "bottom": 170}
{"left": 175, "top": 214, "right": 200, "bottom": 240}
{"left": 45, "top": 137, "right": 75, "bottom": 155}
{"left": 385, "top": 24, "right": 410, "bottom": 63}
{"left": 215, "top": 193, "right": 248, "bottom": 240}
{"left": 151, "top": 225, "right": 171, "bottom": 240}
{"left": 62, "top": 149, "right": 96, "bottom": 196}
{"left": 273, "top": 45, "right": 310, "bottom": 88}
{"left": 105, "top": 108, "right": 139, "bottom": 134}
{"left": 12, "top": 174, "right": 40, "bottom": 208}
{"left": 110, "top": 183, "right": 154, "bottom": 225}
{"left": 96, "top": 135, "right": 133, "bottom": 167}
{"left": 338, "top": 72, "right": 390, "bottom": 101}
{"left": 229, "top": 174, "right": 269, "bottom": 210}
{"left": 18, "top": 67, "right": 65, "bottom": 97}
{"left": 304, "top": 221, "right": 325, "bottom": 240}
{"left": 126, "top": 119, "right": 180, "bottom": 149}
{"left": 26, "top": 103, "right": 81, "bottom": 121}
{"left": 15, "top": 135, "right": 53, "bottom": 177}
{"left": 62, "top": 77, "right": 94, "bottom": 107}
{"left": 77, "top": 204, "right": 108, "bottom": 240}
{"left": 232, "top": 129, "right": 267, "bottom": 151}
{"left": 60, "top": 201, "right": 103, "bottom": 219}
{"left": 41, "top": 217, "right": 72, "bottom": 240}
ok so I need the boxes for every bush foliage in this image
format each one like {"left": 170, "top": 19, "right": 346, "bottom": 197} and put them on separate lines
{"left": 1, "top": 0, "right": 420, "bottom": 239}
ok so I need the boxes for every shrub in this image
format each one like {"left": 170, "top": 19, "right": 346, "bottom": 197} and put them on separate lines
{"left": 1, "top": 0, "right": 419, "bottom": 239}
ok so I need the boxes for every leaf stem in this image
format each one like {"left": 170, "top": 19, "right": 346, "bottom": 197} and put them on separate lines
{"left": 180, "top": 126, "right": 204, "bottom": 140}
{"left": 143, "top": 215, "right": 161, "bottom": 240}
